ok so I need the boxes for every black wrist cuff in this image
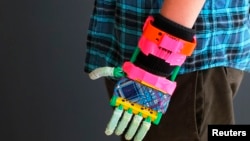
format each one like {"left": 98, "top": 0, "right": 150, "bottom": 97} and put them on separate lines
{"left": 134, "top": 52, "right": 175, "bottom": 78}
{"left": 152, "top": 14, "right": 195, "bottom": 42}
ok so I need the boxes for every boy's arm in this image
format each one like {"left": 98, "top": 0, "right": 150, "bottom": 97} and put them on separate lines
{"left": 160, "top": 0, "right": 206, "bottom": 28}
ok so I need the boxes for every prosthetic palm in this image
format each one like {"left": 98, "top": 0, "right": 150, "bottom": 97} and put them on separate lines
{"left": 89, "top": 15, "right": 196, "bottom": 141}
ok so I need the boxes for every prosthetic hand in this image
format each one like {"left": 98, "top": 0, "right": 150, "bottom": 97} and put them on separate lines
{"left": 89, "top": 15, "right": 196, "bottom": 141}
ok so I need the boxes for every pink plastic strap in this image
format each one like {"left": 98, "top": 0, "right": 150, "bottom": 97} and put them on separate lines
{"left": 138, "top": 35, "right": 187, "bottom": 66}
{"left": 122, "top": 62, "right": 176, "bottom": 95}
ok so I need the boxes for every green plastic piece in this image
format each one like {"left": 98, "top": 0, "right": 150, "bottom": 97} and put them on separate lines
{"left": 118, "top": 104, "right": 123, "bottom": 110}
{"left": 110, "top": 96, "right": 118, "bottom": 106}
{"left": 130, "top": 47, "right": 140, "bottom": 63}
{"left": 113, "top": 67, "right": 125, "bottom": 78}
{"left": 145, "top": 117, "right": 151, "bottom": 123}
{"left": 153, "top": 112, "right": 163, "bottom": 125}
{"left": 127, "top": 108, "right": 133, "bottom": 114}
{"left": 170, "top": 66, "right": 181, "bottom": 81}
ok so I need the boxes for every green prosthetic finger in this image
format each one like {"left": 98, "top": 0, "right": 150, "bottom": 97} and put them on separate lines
{"left": 88, "top": 67, "right": 114, "bottom": 80}
{"left": 115, "top": 108, "right": 133, "bottom": 136}
{"left": 105, "top": 105, "right": 124, "bottom": 135}
{"left": 88, "top": 66, "right": 124, "bottom": 80}
{"left": 134, "top": 117, "right": 152, "bottom": 141}
{"left": 125, "top": 113, "right": 143, "bottom": 140}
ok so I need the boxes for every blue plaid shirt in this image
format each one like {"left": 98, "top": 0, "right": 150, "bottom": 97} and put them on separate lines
{"left": 84, "top": 0, "right": 250, "bottom": 75}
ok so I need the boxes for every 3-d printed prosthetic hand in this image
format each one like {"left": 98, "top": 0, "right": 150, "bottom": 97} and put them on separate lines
{"left": 89, "top": 15, "right": 197, "bottom": 141}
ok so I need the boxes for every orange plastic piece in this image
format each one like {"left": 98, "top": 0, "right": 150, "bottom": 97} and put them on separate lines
{"left": 142, "top": 16, "right": 197, "bottom": 56}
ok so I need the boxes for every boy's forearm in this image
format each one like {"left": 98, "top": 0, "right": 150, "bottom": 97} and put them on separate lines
{"left": 160, "top": 0, "right": 206, "bottom": 28}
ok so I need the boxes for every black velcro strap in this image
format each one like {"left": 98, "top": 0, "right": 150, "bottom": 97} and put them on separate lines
{"left": 133, "top": 52, "right": 176, "bottom": 77}
{"left": 152, "top": 14, "right": 195, "bottom": 42}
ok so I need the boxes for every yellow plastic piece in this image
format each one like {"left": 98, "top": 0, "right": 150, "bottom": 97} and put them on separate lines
{"left": 138, "top": 80, "right": 167, "bottom": 94}
{"left": 113, "top": 97, "right": 159, "bottom": 123}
